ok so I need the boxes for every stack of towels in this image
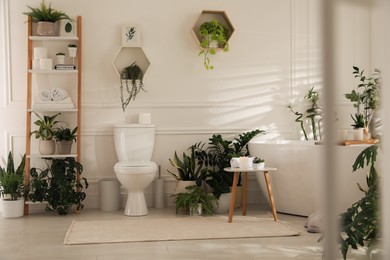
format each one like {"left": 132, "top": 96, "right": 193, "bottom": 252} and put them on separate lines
{"left": 33, "top": 88, "right": 75, "bottom": 109}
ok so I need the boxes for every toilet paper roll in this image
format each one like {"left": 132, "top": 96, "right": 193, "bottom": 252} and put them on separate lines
{"left": 32, "top": 59, "right": 40, "bottom": 70}
{"left": 39, "top": 58, "right": 53, "bottom": 70}
{"left": 33, "top": 47, "right": 48, "bottom": 59}
{"left": 139, "top": 113, "right": 151, "bottom": 124}
{"left": 154, "top": 178, "right": 165, "bottom": 209}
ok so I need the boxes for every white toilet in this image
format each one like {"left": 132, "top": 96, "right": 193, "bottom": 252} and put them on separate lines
{"left": 113, "top": 124, "right": 157, "bottom": 216}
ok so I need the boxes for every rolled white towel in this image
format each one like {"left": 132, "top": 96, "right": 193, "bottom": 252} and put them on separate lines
{"left": 38, "top": 89, "right": 52, "bottom": 101}
{"left": 51, "top": 88, "right": 69, "bottom": 101}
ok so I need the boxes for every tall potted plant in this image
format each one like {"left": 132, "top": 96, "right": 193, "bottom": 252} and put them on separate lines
{"left": 23, "top": 0, "right": 73, "bottom": 36}
{"left": 54, "top": 126, "right": 77, "bottom": 154}
{"left": 30, "top": 112, "right": 61, "bottom": 155}
{"left": 120, "top": 61, "right": 145, "bottom": 111}
{"left": 198, "top": 19, "right": 230, "bottom": 70}
{"left": 168, "top": 145, "right": 204, "bottom": 194}
{"left": 345, "top": 66, "right": 381, "bottom": 139}
{"left": 0, "top": 152, "right": 27, "bottom": 218}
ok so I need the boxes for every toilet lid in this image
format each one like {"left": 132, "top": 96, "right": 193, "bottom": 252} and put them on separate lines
{"left": 115, "top": 160, "right": 156, "bottom": 168}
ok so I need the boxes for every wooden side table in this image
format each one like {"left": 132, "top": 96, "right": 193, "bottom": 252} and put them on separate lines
{"left": 224, "top": 167, "right": 278, "bottom": 223}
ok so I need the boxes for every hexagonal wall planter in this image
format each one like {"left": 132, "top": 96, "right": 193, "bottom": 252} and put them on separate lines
{"left": 192, "top": 10, "right": 235, "bottom": 48}
{"left": 112, "top": 47, "right": 150, "bottom": 77}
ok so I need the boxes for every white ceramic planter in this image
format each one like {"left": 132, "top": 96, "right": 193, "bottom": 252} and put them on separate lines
{"left": 214, "top": 192, "right": 231, "bottom": 213}
{"left": 56, "top": 55, "right": 66, "bottom": 64}
{"left": 252, "top": 162, "right": 265, "bottom": 170}
{"left": 39, "top": 140, "right": 55, "bottom": 155}
{"left": 174, "top": 180, "right": 196, "bottom": 194}
{"left": 68, "top": 47, "right": 77, "bottom": 58}
{"left": 2, "top": 198, "right": 24, "bottom": 218}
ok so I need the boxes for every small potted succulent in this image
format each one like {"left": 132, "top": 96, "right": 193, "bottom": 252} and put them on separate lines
{"left": 0, "top": 152, "right": 27, "bottom": 218}
{"left": 23, "top": 0, "right": 72, "bottom": 36}
{"left": 54, "top": 126, "right": 77, "bottom": 154}
{"left": 55, "top": 52, "right": 66, "bottom": 64}
{"left": 252, "top": 157, "right": 265, "bottom": 170}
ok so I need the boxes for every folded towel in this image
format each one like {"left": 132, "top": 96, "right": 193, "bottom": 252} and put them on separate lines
{"left": 34, "top": 96, "right": 73, "bottom": 104}
{"left": 51, "top": 88, "right": 69, "bottom": 101}
{"left": 38, "top": 89, "right": 52, "bottom": 101}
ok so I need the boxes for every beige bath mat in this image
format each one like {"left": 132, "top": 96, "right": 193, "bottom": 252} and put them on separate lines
{"left": 64, "top": 215, "right": 300, "bottom": 245}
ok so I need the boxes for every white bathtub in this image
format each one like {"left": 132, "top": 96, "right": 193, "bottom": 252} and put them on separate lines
{"left": 249, "top": 140, "right": 370, "bottom": 217}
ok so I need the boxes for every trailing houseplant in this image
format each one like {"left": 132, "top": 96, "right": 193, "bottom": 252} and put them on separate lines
{"left": 120, "top": 61, "right": 146, "bottom": 111}
{"left": 31, "top": 112, "right": 61, "bottom": 155}
{"left": 29, "top": 157, "right": 88, "bottom": 215}
{"left": 54, "top": 126, "right": 77, "bottom": 154}
{"left": 288, "top": 86, "right": 323, "bottom": 140}
{"left": 198, "top": 19, "right": 230, "bottom": 70}
{"left": 170, "top": 185, "right": 217, "bottom": 216}
{"left": 23, "top": 0, "right": 73, "bottom": 36}
{"left": 0, "top": 152, "right": 27, "bottom": 218}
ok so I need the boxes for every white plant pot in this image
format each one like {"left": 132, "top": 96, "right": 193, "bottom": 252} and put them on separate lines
{"left": 56, "top": 55, "right": 66, "bottom": 64}
{"left": 174, "top": 180, "right": 197, "bottom": 194}
{"left": 214, "top": 192, "right": 232, "bottom": 214}
{"left": 39, "top": 140, "right": 55, "bottom": 155}
{"left": 68, "top": 47, "right": 77, "bottom": 58}
{"left": 56, "top": 141, "right": 73, "bottom": 154}
{"left": 253, "top": 162, "right": 265, "bottom": 170}
{"left": 2, "top": 198, "right": 24, "bottom": 218}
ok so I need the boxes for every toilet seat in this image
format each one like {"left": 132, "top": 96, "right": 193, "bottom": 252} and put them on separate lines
{"left": 114, "top": 161, "right": 157, "bottom": 174}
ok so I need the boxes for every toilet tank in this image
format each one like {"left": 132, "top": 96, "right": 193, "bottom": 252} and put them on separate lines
{"left": 113, "top": 124, "right": 155, "bottom": 161}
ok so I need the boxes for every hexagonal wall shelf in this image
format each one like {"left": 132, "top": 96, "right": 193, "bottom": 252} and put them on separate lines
{"left": 112, "top": 47, "right": 150, "bottom": 78}
{"left": 192, "top": 10, "right": 235, "bottom": 48}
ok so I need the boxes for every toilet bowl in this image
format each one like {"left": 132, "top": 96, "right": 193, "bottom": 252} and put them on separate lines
{"left": 114, "top": 161, "right": 157, "bottom": 216}
{"left": 113, "top": 124, "right": 157, "bottom": 216}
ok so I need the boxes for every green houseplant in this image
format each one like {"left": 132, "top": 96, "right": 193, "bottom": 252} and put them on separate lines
{"left": 194, "top": 129, "right": 264, "bottom": 198}
{"left": 168, "top": 145, "right": 204, "bottom": 194}
{"left": 288, "top": 86, "right": 323, "bottom": 141}
{"left": 198, "top": 19, "right": 230, "bottom": 70}
{"left": 345, "top": 66, "right": 381, "bottom": 137}
{"left": 0, "top": 152, "right": 27, "bottom": 218}
{"left": 23, "top": 0, "right": 72, "bottom": 36}
{"left": 54, "top": 126, "right": 77, "bottom": 154}
{"left": 31, "top": 112, "right": 61, "bottom": 155}
{"left": 120, "top": 61, "right": 146, "bottom": 111}
{"left": 171, "top": 185, "right": 217, "bottom": 216}
{"left": 338, "top": 143, "right": 380, "bottom": 259}
{"left": 29, "top": 157, "right": 88, "bottom": 215}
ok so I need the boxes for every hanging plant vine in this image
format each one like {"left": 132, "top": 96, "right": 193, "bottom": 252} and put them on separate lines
{"left": 120, "top": 61, "right": 146, "bottom": 111}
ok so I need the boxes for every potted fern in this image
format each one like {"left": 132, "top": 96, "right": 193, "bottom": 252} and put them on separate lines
{"left": 0, "top": 152, "right": 26, "bottom": 218}
{"left": 120, "top": 61, "right": 145, "bottom": 111}
{"left": 23, "top": 0, "right": 72, "bottom": 36}
{"left": 198, "top": 19, "right": 230, "bottom": 70}
{"left": 170, "top": 185, "right": 217, "bottom": 216}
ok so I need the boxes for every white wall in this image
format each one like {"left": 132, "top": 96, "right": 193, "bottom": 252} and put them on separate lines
{"left": 0, "top": 0, "right": 373, "bottom": 210}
